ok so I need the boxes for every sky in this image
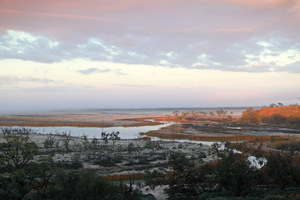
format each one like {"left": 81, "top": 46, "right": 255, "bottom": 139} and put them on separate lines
{"left": 0, "top": 0, "right": 300, "bottom": 114}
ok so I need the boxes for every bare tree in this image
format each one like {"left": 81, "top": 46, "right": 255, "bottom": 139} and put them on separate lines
{"left": 61, "top": 131, "right": 73, "bottom": 152}
{"left": 109, "top": 131, "right": 120, "bottom": 147}
{"left": 120, "top": 172, "right": 135, "bottom": 198}
{"left": 43, "top": 133, "right": 56, "bottom": 149}
{"left": 101, "top": 131, "right": 109, "bottom": 147}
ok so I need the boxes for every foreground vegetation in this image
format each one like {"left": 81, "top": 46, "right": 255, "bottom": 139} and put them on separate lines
{"left": 146, "top": 142, "right": 300, "bottom": 199}
{"left": 0, "top": 129, "right": 158, "bottom": 200}
{"left": 0, "top": 128, "right": 300, "bottom": 200}
{"left": 1, "top": 104, "right": 300, "bottom": 199}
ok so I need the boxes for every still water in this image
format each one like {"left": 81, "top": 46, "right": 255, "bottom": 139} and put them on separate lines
{"left": 3, "top": 122, "right": 174, "bottom": 139}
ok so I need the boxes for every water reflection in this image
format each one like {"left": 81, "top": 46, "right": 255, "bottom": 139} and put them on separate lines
{"left": 2, "top": 122, "right": 174, "bottom": 139}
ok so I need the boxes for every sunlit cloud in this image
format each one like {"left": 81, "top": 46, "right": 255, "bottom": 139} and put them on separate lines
{"left": 1, "top": 9, "right": 23, "bottom": 14}
{"left": 219, "top": 0, "right": 298, "bottom": 9}
{"left": 1, "top": 30, "right": 299, "bottom": 73}
{"left": 0, "top": 75, "right": 20, "bottom": 85}
{"left": 0, "top": 75, "right": 59, "bottom": 85}
{"left": 0, "top": 0, "right": 299, "bottom": 112}
{"left": 77, "top": 67, "right": 126, "bottom": 75}
{"left": 0, "top": 0, "right": 299, "bottom": 73}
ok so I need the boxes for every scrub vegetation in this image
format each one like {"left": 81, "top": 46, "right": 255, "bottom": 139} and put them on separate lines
{"left": 241, "top": 104, "right": 300, "bottom": 127}
{"left": 0, "top": 104, "right": 300, "bottom": 199}
{"left": 1, "top": 129, "right": 300, "bottom": 199}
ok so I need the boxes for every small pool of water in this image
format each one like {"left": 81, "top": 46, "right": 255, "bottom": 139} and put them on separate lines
{"left": 240, "top": 131, "right": 285, "bottom": 135}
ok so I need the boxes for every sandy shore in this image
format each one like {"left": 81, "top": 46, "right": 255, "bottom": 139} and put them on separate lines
{"left": 0, "top": 113, "right": 165, "bottom": 127}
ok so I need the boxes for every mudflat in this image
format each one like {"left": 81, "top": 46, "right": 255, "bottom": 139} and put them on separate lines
{"left": 0, "top": 109, "right": 171, "bottom": 127}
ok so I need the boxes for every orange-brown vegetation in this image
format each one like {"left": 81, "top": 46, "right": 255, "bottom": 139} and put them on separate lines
{"left": 259, "top": 105, "right": 300, "bottom": 123}
{"left": 241, "top": 108, "right": 260, "bottom": 123}
{"left": 141, "top": 136, "right": 152, "bottom": 140}
{"left": 241, "top": 105, "right": 300, "bottom": 125}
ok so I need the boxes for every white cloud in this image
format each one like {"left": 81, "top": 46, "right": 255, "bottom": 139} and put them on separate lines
{"left": 77, "top": 67, "right": 126, "bottom": 75}
{"left": 1, "top": 29, "right": 300, "bottom": 73}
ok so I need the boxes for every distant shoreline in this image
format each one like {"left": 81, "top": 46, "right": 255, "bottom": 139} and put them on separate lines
{"left": 0, "top": 108, "right": 247, "bottom": 128}
{"left": 0, "top": 107, "right": 251, "bottom": 116}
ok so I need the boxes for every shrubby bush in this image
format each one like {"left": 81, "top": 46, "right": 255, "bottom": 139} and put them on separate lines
{"left": 145, "top": 143, "right": 300, "bottom": 199}
{"left": 1, "top": 129, "right": 300, "bottom": 199}
{"left": 241, "top": 108, "right": 260, "bottom": 124}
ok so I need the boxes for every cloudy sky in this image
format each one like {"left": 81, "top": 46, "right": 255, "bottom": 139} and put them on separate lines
{"left": 0, "top": 0, "right": 300, "bottom": 113}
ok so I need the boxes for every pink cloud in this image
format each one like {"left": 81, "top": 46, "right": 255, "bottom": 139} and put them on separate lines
{"left": 210, "top": 26, "right": 261, "bottom": 33}
{"left": 32, "top": 12, "right": 109, "bottom": 22}
{"left": 1, "top": 0, "right": 298, "bottom": 15}
{"left": 0, "top": 0, "right": 145, "bottom": 14}
{"left": 217, "top": 0, "right": 298, "bottom": 9}
{"left": 1, "top": 9, "right": 23, "bottom": 14}
{"left": 0, "top": 0, "right": 299, "bottom": 73}
{"left": 161, "top": 25, "right": 261, "bottom": 34}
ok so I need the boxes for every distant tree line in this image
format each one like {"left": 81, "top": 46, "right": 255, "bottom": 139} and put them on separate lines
{"left": 168, "top": 109, "right": 234, "bottom": 121}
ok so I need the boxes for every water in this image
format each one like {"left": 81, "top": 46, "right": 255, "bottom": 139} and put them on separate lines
{"left": 151, "top": 137, "right": 218, "bottom": 146}
{"left": 240, "top": 131, "right": 285, "bottom": 135}
{"left": 2, "top": 122, "right": 174, "bottom": 139}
